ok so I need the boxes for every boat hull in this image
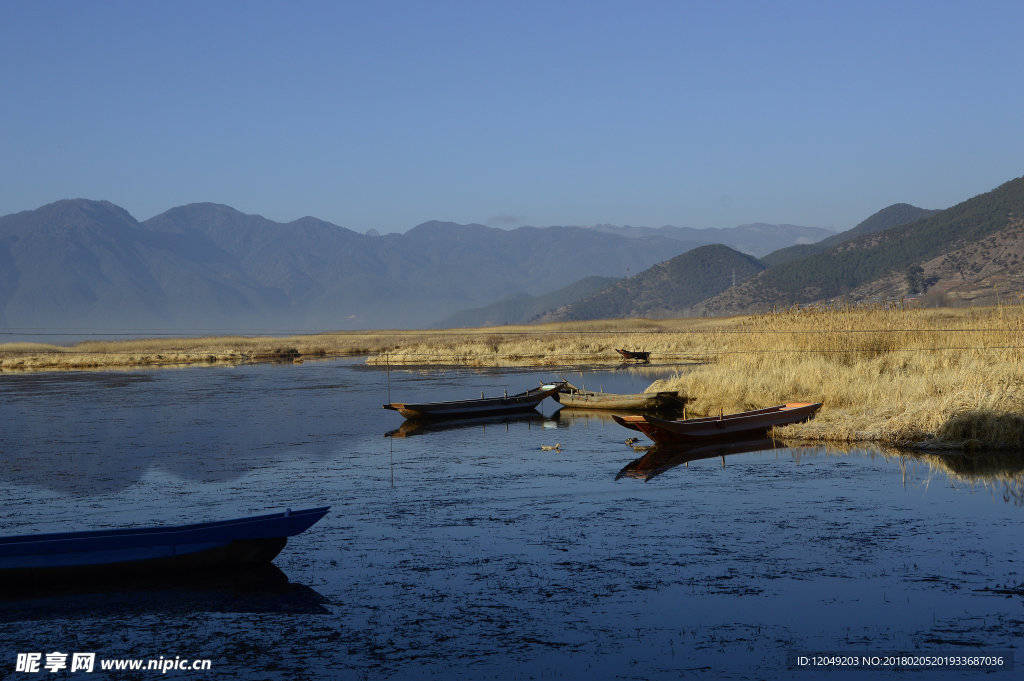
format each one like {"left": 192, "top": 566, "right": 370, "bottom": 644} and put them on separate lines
{"left": 615, "top": 403, "right": 822, "bottom": 444}
{"left": 554, "top": 390, "right": 682, "bottom": 410}
{"left": 384, "top": 383, "right": 563, "bottom": 420}
{"left": 0, "top": 507, "right": 330, "bottom": 581}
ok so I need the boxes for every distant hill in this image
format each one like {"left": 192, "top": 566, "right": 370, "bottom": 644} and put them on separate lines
{"left": 760, "top": 203, "right": 937, "bottom": 267}
{"left": 703, "top": 175, "right": 1024, "bottom": 313}
{"left": 0, "top": 203, "right": 721, "bottom": 331}
{"left": 434, "top": 275, "right": 620, "bottom": 328}
{"left": 8, "top": 187, "right": 1004, "bottom": 333}
{"left": 590, "top": 222, "right": 833, "bottom": 257}
{"left": 537, "top": 245, "right": 766, "bottom": 321}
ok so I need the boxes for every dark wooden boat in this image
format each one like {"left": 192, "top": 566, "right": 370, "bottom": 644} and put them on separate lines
{"left": 0, "top": 507, "right": 330, "bottom": 582}
{"left": 613, "top": 402, "right": 821, "bottom": 444}
{"left": 553, "top": 381, "right": 684, "bottom": 411}
{"left": 383, "top": 382, "right": 564, "bottom": 420}
{"left": 615, "top": 349, "right": 651, "bottom": 362}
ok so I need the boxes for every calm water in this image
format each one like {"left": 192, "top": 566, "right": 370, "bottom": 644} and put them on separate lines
{"left": 0, "top": 358, "right": 1020, "bottom": 679}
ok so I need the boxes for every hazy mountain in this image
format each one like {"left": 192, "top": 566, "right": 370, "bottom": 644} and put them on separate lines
{"left": 760, "top": 203, "right": 937, "bottom": 267}
{"left": 6, "top": 191, "right": 977, "bottom": 334}
{"left": 702, "top": 175, "right": 1024, "bottom": 313}
{"left": 0, "top": 203, "right": 716, "bottom": 331}
{"left": 434, "top": 275, "right": 620, "bottom": 328}
{"left": 537, "top": 245, "right": 766, "bottom": 321}
{"left": 589, "top": 222, "right": 834, "bottom": 257}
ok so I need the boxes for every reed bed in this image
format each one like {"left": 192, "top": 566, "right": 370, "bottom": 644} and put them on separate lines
{"left": 0, "top": 332, "right": 393, "bottom": 371}
{"left": 363, "top": 318, "right": 737, "bottom": 366}
{"left": 647, "top": 303, "right": 1024, "bottom": 449}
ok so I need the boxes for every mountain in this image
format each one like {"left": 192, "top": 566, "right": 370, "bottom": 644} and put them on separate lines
{"left": 760, "top": 203, "right": 937, "bottom": 267}
{"left": 433, "top": 275, "right": 620, "bottom": 328}
{"left": 589, "top": 223, "right": 834, "bottom": 257}
{"left": 702, "top": 175, "right": 1024, "bottom": 313}
{"left": 6, "top": 190, "right": 979, "bottom": 333}
{"left": 1, "top": 202, "right": 726, "bottom": 331}
{"left": 0, "top": 200, "right": 195, "bottom": 329}
{"left": 537, "top": 245, "right": 766, "bottom": 321}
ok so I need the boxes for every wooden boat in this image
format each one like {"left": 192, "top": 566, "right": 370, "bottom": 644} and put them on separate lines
{"left": 613, "top": 402, "right": 822, "bottom": 444}
{"left": 383, "top": 382, "right": 564, "bottom": 420}
{"left": 553, "top": 381, "right": 685, "bottom": 411}
{"left": 615, "top": 349, "right": 651, "bottom": 362}
{"left": 0, "top": 506, "right": 330, "bottom": 582}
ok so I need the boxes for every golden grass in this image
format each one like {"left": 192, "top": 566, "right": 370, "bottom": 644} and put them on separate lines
{"left": 0, "top": 332, "right": 391, "bottom": 371}
{"left": 646, "top": 303, "right": 1024, "bottom": 449}
{"left": 362, "top": 318, "right": 738, "bottom": 366}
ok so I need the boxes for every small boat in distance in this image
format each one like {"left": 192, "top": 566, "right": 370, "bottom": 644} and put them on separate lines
{"left": 553, "top": 381, "right": 685, "bottom": 411}
{"left": 384, "top": 382, "right": 564, "bottom": 420}
{"left": 0, "top": 506, "right": 330, "bottom": 583}
{"left": 615, "top": 349, "right": 651, "bottom": 363}
{"left": 613, "top": 402, "right": 821, "bottom": 444}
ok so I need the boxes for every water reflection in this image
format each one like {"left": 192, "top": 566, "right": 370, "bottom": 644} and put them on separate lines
{"left": 0, "top": 445, "right": 316, "bottom": 497}
{"left": 0, "top": 565, "right": 329, "bottom": 622}
{"left": 789, "top": 445, "right": 1024, "bottom": 506}
{"left": 616, "top": 438, "right": 783, "bottom": 481}
{"left": 0, "top": 363, "right": 367, "bottom": 497}
{"left": 385, "top": 412, "right": 552, "bottom": 438}
{"left": 614, "top": 436, "right": 1024, "bottom": 502}
{"left": 906, "top": 449, "right": 1024, "bottom": 506}
{"left": 552, "top": 408, "right": 628, "bottom": 428}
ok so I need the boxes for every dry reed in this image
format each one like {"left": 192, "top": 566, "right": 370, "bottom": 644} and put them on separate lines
{"left": 647, "top": 303, "right": 1024, "bottom": 449}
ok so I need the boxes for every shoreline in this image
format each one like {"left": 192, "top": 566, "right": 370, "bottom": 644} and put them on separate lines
{"left": 3, "top": 306, "right": 1023, "bottom": 452}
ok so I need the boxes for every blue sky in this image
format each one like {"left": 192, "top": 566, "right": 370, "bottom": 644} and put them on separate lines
{"left": 2, "top": 0, "right": 1022, "bottom": 233}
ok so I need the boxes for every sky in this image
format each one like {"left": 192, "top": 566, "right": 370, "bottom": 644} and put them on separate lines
{"left": 2, "top": 0, "right": 1022, "bottom": 233}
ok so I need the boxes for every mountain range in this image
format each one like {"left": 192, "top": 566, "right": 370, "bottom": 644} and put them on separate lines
{"left": 536, "top": 245, "right": 766, "bottom": 322}
{"left": 703, "top": 175, "right": 1024, "bottom": 314}
{"left": 440, "top": 174, "right": 1024, "bottom": 324}
{"left": 4, "top": 174, "right": 1020, "bottom": 333}
{"left": 0, "top": 201, "right": 828, "bottom": 331}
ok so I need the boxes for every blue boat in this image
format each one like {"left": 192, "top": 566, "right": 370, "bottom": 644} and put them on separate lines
{"left": 0, "top": 506, "right": 330, "bottom": 581}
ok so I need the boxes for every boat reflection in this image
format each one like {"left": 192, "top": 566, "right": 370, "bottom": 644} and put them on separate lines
{"left": 617, "top": 438, "right": 783, "bottom": 481}
{"left": 0, "top": 564, "right": 329, "bottom": 621}
{"left": 551, "top": 407, "right": 680, "bottom": 430}
{"left": 552, "top": 408, "right": 622, "bottom": 428}
{"left": 385, "top": 411, "right": 557, "bottom": 438}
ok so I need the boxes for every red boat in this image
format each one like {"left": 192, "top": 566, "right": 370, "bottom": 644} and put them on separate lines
{"left": 612, "top": 402, "right": 821, "bottom": 444}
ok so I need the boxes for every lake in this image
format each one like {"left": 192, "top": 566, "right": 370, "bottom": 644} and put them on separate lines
{"left": 0, "top": 358, "right": 1020, "bottom": 679}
